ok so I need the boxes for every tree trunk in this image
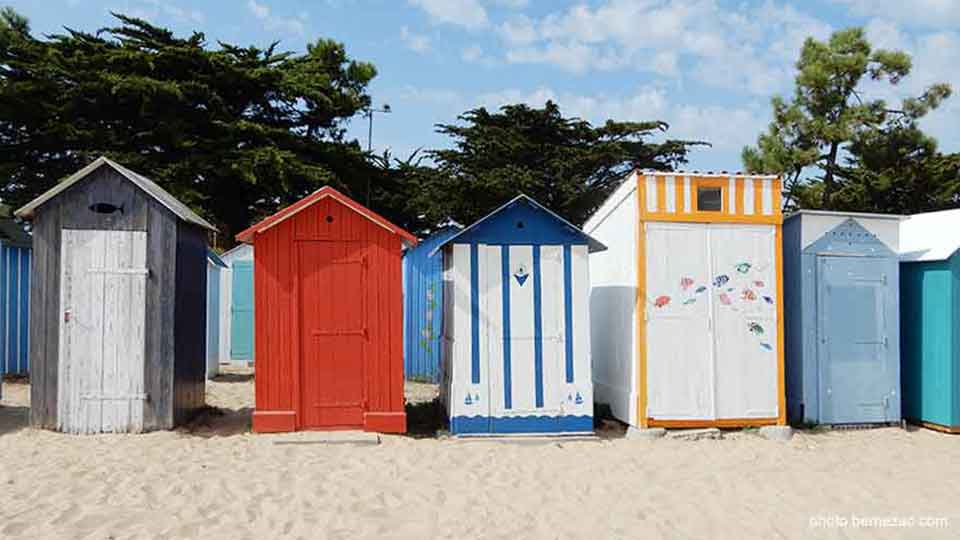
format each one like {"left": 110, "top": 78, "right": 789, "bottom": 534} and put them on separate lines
{"left": 822, "top": 141, "right": 840, "bottom": 207}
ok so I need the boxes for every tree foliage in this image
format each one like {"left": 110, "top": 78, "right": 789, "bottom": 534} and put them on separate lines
{"left": 0, "top": 9, "right": 380, "bottom": 244}
{"left": 394, "top": 101, "right": 704, "bottom": 229}
{"left": 742, "top": 27, "right": 953, "bottom": 211}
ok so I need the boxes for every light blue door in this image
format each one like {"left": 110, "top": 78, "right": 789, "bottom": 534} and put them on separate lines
{"left": 231, "top": 261, "right": 254, "bottom": 361}
{"left": 206, "top": 265, "right": 221, "bottom": 376}
{"left": 817, "top": 256, "right": 897, "bottom": 424}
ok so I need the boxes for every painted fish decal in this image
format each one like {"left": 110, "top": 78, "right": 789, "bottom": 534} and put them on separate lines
{"left": 763, "top": 296, "right": 774, "bottom": 305}
{"left": 89, "top": 202, "right": 124, "bottom": 215}
{"left": 734, "top": 262, "right": 752, "bottom": 274}
{"left": 695, "top": 286, "right": 707, "bottom": 294}
{"left": 760, "top": 342, "right": 773, "bottom": 352}
{"left": 741, "top": 289, "right": 757, "bottom": 301}
{"left": 748, "top": 322, "right": 764, "bottom": 335}
{"left": 682, "top": 298, "right": 697, "bottom": 305}
{"left": 713, "top": 275, "right": 730, "bottom": 288}
{"left": 680, "top": 277, "right": 694, "bottom": 290}
{"left": 654, "top": 295, "right": 671, "bottom": 308}
{"left": 718, "top": 293, "right": 732, "bottom": 306}
{"left": 754, "top": 280, "right": 765, "bottom": 288}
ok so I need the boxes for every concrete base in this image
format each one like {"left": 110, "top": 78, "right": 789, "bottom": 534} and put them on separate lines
{"left": 667, "top": 428, "right": 723, "bottom": 441}
{"left": 272, "top": 431, "right": 381, "bottom": 445}
{"left": 625, "top": 427, "right": 666, "bottom": 440}
{"left": 759, "top": 425, "right": 794, "bottom": 441}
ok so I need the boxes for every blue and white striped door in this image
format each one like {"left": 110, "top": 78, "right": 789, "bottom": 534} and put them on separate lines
{"left": 451, "top": 242, "right": 593, "bottom": 434}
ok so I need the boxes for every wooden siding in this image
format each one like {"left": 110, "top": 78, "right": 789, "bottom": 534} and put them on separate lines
{"left": 27, "top": 165, "right": 207, "bottom": 431}
{"left": 173, "top": 221, "right": 208, "bottom": 425}
{"left": 252, "top": 195, "right": 405, "bottom": 432}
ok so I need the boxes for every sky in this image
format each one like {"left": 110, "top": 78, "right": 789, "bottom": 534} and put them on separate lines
{"left": 6, "top": 0, "right": 960, "bottom": 172}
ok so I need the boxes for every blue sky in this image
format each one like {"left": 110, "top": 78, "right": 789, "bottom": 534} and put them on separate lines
{"left": 7, "top": 0, "right": 960, "bottom": 171}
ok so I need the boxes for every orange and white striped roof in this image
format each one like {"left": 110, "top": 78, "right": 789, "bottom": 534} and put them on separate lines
{"left": 635, "top": 171, "right": 782, "bottom": 224}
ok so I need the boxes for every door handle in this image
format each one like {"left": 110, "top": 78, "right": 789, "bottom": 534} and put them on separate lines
{"left": 64, "top": 310, "right": 71, "bottom": 323}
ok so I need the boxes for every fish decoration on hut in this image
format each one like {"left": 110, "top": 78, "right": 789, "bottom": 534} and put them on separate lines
{"left": 748, "top": 322, "right": 764, "bottom": 335}
{"left": 760, "top": 342, "right": 773, "bottom": 352}
{"left": 741, "top": 289, "right": 757, "bottom": 301}
{"left": 754, "top": 280, "right": 765, "bottom": 288}
{"left": 734, "top": 262, "right": 752, "bottom": 274}
{"left": 653, "top": 295, "right": 671, "bottom": 308}
{"left": 680, "top": 277, "right": 694, "bottom": 290}
{"left": 682, "top": 298, "right": 697, "bottom": 305}
{"left": 695, "top": 286, "right": 707, "bottom": 294}
{"left": 718, "top": 292, "right": 732, "bottom": 306}
{"left": 763, "top": 296, "right": 774, "bottom": 305}
{"left": 713, "top": 274, "right": 730, "bottom": 288}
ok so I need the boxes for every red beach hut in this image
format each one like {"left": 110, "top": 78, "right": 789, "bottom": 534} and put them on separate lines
{"left": 236, "top": 187, "right": 417, "bottom": 433}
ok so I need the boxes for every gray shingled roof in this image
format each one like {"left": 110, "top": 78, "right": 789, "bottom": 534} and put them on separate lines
{"left": 15, "top": 156, "right": 218, "bottom": 232}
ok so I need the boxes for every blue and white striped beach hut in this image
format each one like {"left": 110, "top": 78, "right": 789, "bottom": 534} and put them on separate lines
{"left": 403, "top": 224, "right": 461, "bottom": 382}
{"left": 0, "top": 217, "right": 31, "bottom": 381}
{"left": 206, "top": 250, "right": 227, "bottom": 379}
{"left": 436, "top": 195, "right": 606, "bottom": 435}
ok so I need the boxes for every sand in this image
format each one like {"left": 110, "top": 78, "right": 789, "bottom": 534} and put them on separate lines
{"left": 1, "top": 371, "right": 959, "bottom": 540}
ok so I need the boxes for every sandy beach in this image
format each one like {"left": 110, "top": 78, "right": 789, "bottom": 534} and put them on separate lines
{"left": 1, "top": 370, "right": 958, "bottom": 540}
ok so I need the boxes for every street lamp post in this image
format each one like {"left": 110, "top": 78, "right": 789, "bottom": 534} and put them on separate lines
{"left": 365, "top": 104, "right": 391, "bottom": 205}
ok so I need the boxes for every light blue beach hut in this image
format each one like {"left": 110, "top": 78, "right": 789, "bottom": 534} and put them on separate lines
{"left": 403, "top": 224, "right": 461, "bottom": 382}
{"left": 218, "top": 244, "right": 254, "bottom": 367}
{"left": 206, "top": 250, "right": 227, "bottom": 378}
{"left": 783, "top": 211, "right": 902, "bottom": 426}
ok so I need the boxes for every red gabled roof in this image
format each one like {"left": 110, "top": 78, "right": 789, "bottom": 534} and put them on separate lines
{"left": 235, "top": 186, "right": 417, "bottom": 246}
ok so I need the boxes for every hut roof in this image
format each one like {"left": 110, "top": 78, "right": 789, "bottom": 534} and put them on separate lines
{"left": 235, "top": 186, "right": 417, "bottom": 246}
{"left": 14, "top": 157, "right": 218, "bottom": 232}
{"left": 430, "top": 194, "right": 606, "bottom": 255}
{"left": 900, "top": 208, "right": 960, "bottom": 262}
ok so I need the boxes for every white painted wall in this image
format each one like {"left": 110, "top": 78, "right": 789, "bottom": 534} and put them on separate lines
{"left": 584, "top": 174, "right": 639, "bottom": 426}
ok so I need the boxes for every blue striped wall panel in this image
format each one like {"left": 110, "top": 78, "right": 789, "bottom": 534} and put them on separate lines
{"left": 0, "top": 242, "right": 30, "bottom": 375}
{"left": 403, "top": 226, "right": 460, "bottom": 382}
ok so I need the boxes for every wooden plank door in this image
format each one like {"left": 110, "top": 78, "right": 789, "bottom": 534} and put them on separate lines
{"left": 710, "top": 224, "right": 779, "bottom": 420}
{"left": 298, "top": 241, "right": 367, "bottom": 429}
{"left": 644, "top": 223, "right": 715, "bottom": 421}
{"left": 57, "top": 230, "right": 148, "bottom": 434}
{"left": 230, "top": 260, "right": 255, "bottom": 361}
{"left": 817, "top": 256, "right": 898, "bottom": 424}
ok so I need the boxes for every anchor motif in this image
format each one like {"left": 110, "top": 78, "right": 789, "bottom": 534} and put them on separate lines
{"left": 574, "top": 392, "right": 583, "bottom": 405}
{"left": 464, "top": 394, "right": 473, "bottom": 405}
{"left": 514, "top": 264, "right": 530, "bottom": 286}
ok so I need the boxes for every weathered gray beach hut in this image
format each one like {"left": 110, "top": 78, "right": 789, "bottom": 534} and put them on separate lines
{"left": 15, "top": 157, "right": 217, "bottom": 433}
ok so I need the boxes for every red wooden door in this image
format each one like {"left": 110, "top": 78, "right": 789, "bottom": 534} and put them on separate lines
{"left": 298, "top": 241, "right": 367, "bottom": 429}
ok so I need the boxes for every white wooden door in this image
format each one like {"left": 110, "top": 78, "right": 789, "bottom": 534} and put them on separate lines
{"left": 645, "top": 223, "right": 715, "bottom": 420}
{"left": 58, "top": 230, "right": 148, "bottom": 434}
{"left": 709, "top": 224, "right": 779, "bottom": 420}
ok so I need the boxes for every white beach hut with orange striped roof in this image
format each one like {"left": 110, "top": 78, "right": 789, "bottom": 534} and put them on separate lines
{"left": 584, "top": 170, "right": 786, "bottom": 431}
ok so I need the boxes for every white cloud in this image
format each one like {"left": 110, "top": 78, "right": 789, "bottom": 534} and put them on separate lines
{"left": 489, "top": 0, "right": 529, "bottom": 8}
{"left": 121, "top": 0, "right": 206, "bottom": 24}
{"left": 408, "top": 0, "right": 489, "bottom": 29}
{"left": 496, "top": 0, "right": 833, "bottom": 96}
{"left": 834, "top": 0, "right": 960, "bottom": 29}
{"left": 247, "top": 0, "right": 307, "bottom": 36}
{"left": 400, "top": 26, "right": 431, "bottom": 53}
{"left": 461, "top": 45, "right": 483, "bottom": 62}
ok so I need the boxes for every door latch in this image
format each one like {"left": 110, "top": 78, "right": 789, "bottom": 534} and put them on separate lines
{"left": 64, "top": 310, "right": 71, "bottom": 323}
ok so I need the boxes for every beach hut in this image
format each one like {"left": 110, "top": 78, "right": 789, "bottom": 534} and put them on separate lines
{"left": 403, "top": 224, "right": 461, "bottom": 382}
{"left": 585, "top": 170, "right": 786, "bottom": 430}
{"left": 0, "top": 215, "right": 31, "bottom": 377}
{"left": 900, "top": 209, "right": 960, "bottom": 433}
{"left": 15, "top": 157, "right": 217, "bottom": 433}
{"left": 206, "top": 250, "right": 227, "bottom": 379}
{"left": 236, "top": 186, "right": 416, "bottom": 433}
{"left": 783, "top": 211, "right": 902, "bottom": 426}
{"left": 218, "top": 243, "right": 255, "bottom": 367}
{"left": 437, "top": 195, "right": 605, "bottom": 435}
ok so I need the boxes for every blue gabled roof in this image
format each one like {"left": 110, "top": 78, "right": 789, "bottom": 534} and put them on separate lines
{"left": 430, "top": 195, "right": 606, "bottom": 255}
